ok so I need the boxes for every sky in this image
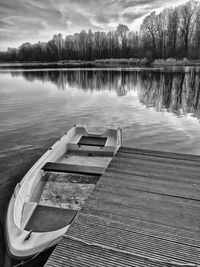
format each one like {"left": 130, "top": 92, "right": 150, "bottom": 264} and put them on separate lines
{"left": 0, "top": 0, "right": 188, "bottom": 51}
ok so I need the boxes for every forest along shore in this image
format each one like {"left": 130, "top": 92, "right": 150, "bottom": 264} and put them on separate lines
{"left": 0, "top": 59, "right": 150, "bottom": 69}
{"left": 1, "top": 58, "right": 200, "bottom": 69}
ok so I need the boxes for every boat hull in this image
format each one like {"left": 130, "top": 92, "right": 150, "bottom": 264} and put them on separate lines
{"left": 5, "top": 124, "right": 122, "bottom": 258}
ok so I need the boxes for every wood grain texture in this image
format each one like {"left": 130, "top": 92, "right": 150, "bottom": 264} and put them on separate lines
{"left": 42, "top": 162, "right": 103, "bottom": 176}
{"left": 45, "top": 147, "right": 200, "bottom": 267}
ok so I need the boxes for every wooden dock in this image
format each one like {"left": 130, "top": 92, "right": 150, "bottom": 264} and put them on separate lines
{"left": 45, "top": 146, "right": 200, "bottom": 266}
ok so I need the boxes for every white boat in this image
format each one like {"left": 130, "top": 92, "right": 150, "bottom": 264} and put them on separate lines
{"left": 5, "top": 124, "right": 122, "bottom": 259}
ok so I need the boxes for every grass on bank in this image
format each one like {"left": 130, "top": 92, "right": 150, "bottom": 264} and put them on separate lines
{"left": 1, "top": 58, "right": 200, "bottom": 69}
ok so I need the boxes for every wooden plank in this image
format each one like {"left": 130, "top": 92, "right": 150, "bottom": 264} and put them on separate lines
{"left": 108, "top": 157, "right": 200, "bottom": 181}
{"left": 83, "top": 195, "right": 200, "bottom": 227}
{"left": 46, "top": 237, "right": 170, "bottom": 267}
{"left": 97, "top": 173, "right": 200, "bottom": 201}
{"left": 118, "top": 147, "right": 200, "bottom": 162}
{"left": 107, "top": 163, "right": 200, "bottom": 186}
{"left": 105, "top": 168, "right": 200, "bottom": 185}
{"left": 110, "top": 153, "right": 200, "bottom": 172}
{"left": 81, "top": 201, "right": 200, "bottom": 231}
{"left": 102, "top": 170, "right": 200, "bottom": 190}
{"left": 94, "top": 176, "right": 200, "bottom": 208}
{"left": 42, "top": 162, "right": 103, "bottom": 176}
{"left": 91, "top": 183, "right": 200, "bottom": 213}
{"left": 65, "top": 214, "right": 200, "bottom": 264}
{"left": 46, "top": 146, "right": 200, "bottom": 266}
{"left": 116, "top": 151, "right": 200, "bottom": 168}
{"left": 73, "top": 212, "right": 200, "bottom": 247}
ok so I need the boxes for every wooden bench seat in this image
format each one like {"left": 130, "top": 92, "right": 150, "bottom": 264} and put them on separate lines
{"left": 42, "top": 162, "right": 103, "bottom": 176}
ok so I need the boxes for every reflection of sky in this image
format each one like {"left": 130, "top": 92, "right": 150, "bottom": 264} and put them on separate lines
{"left": 1, "top": 70, "right": 200, "bottom": 156}
{"left": 1, "top": 68, "right": 200, "bottom": 265}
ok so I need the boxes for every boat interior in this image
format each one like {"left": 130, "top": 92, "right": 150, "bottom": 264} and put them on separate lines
{"left": 21, "top": 134, "right": 114, "bottom": 233}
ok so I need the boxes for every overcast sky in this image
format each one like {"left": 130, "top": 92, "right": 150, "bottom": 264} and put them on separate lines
{"left": 0, "top": 0, "right": 188, "bottom": 51}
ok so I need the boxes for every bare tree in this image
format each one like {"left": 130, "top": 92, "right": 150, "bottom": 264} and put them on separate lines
{"left": 166, "top": 7, "right": 179, "bottom": 58}
{"left": 155, "top": 11, "right": 168, "bottom": 58}
{"left": 116, "top": 24, "right": 129, "bottom": 57}
{"left": 178, "top": 0, "right": 197, "bottom": 57}
{"left": 2, "top": 0, "right": 200, "bottom": 62}
{"left": 191, "top": 4, "right": 200, "bottom": 58}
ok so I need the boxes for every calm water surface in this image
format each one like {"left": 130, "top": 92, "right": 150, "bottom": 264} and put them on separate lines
{"left": 1, "top": 67, "right": 200, "bottom": 265}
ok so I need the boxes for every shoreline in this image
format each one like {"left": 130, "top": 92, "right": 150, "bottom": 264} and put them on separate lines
{"left": 0, "top": 59, "right": 200, "bottom": 69}
{"left": 0, "top": 60, "right": 149, "bottom": 69}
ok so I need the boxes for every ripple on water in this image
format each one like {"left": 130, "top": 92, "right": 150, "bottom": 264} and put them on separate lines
{"left": 1, "top": 67, "right": 200, "bottom": 265}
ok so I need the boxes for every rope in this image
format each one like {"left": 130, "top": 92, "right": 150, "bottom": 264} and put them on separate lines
{"left": 12, "top": 236, "right": 60, "bottom": 267}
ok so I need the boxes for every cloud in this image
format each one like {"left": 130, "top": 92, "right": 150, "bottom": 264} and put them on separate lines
{"left": 122, "top": 11, "right": 148, "bottom": 23}
{"left": 0, "top": 0, "right": 188, "bottom": 51}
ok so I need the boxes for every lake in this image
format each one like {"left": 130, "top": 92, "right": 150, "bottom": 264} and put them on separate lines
{"left": 1, "top": 66, "right": 200, "bottom": 266}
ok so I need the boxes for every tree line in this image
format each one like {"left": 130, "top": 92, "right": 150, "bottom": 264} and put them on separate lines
{"left": 0, "top": 0, "right": 200, "bottom": 62}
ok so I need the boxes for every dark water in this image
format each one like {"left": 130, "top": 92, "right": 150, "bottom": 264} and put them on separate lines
{"left": 1, "top": 67, "right": 200, "bottom": 266}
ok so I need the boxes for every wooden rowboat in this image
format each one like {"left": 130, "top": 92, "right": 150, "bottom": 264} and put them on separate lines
{"left": 5, "top": 124, "right": 122, "bottom": 258}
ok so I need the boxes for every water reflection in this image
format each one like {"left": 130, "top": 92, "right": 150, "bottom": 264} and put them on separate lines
{"left": 2, "top": 67, "right": 200, "bottom": 266}
{"left": 11, "top": 69, "right": 200, "bottom": 119}
{"left": 138, "top": 70, "right": 200, "bottom": 118}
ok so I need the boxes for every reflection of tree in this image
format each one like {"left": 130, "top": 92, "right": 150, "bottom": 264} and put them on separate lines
{"left": 138, "top": 69, "right": 200, "bottom": 118}
{"left": 11, "top": 71, "right": 68, "bottom": 90}
{"left": 11, "top": 70, "right": 137, "bottom": 96}
{"left": 11, "top": 69, "right": 200, "bottom": 118}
